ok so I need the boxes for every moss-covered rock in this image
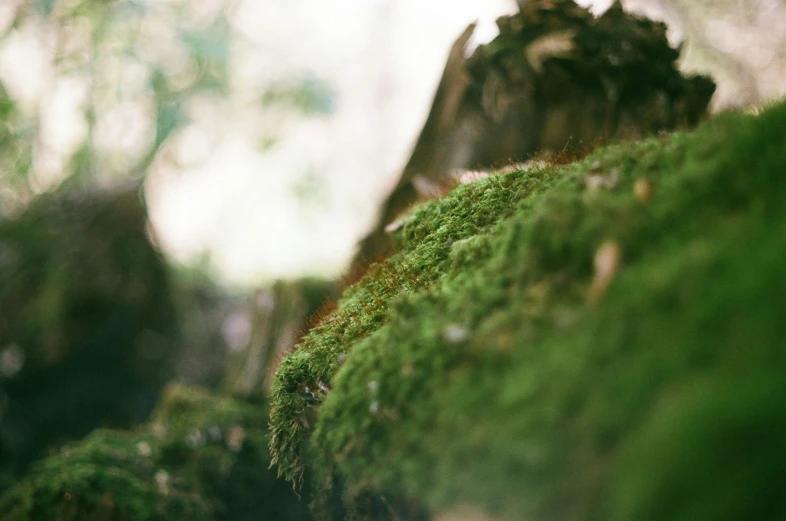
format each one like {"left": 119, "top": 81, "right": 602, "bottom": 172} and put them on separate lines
{"left": 0, "top": 187, "right": 176, "bottom": 491}
{"left": 0, "top": 384, "right": 310, "bottom": 521}
{"left": 270, "top": 99, "right": 786, "bottom": 520}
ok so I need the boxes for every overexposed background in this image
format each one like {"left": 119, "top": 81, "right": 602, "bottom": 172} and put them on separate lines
{"left": 1, "top": 0, "right": 784, "bottom": 287}
{"left": 145, "top": 0, "right": 516, "bottom": 285}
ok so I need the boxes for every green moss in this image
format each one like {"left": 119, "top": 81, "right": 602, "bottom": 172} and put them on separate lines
{"left": 269, "top": 166, "right": 563, "bottom": 485}
{"left": 0, "top": 384, "right": 309, "bottom": 521}
{"left": 270, "top": 101, "right": 786, "bottom": 520}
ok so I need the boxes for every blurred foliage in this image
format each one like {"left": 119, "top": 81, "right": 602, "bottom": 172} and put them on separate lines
{"left": 261, "top": 76, "right": 336, "bottom": 115}
{"left": 0, "top": 0, "right": 233, "bottom": 211}
{"left": 0, "top": 0, "right": 335, "bottom": 215}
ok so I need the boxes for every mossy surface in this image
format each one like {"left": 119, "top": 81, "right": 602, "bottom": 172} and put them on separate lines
{"left": 269, "top": 165, "right": 563, "bottom": 484}
{"left": 0, "top": 384, "right": 309, "bottom": 521}
{"left": 270, "top": 100, "right": 786, "bottom": 520}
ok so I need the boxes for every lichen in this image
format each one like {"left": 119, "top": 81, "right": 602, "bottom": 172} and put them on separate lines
{"left": 270, "top": 99, "right": 786, "bottom": 520}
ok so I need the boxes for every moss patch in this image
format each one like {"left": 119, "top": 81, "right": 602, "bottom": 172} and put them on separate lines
{"left": 270, "top": 100, "right": 786, "bottom": 520}
{"left": 0, "top": 384, "right": 309, "bottom": 521}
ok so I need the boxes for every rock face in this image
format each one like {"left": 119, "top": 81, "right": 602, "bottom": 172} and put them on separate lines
{"left": 0, "top": 187, "right": 176, "bottom": 490}
{"left": 353, "top": 0, "right": 715, "bottom": 272}
{"left": 270, "top": 99, "right": 786, "bottom": 521}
